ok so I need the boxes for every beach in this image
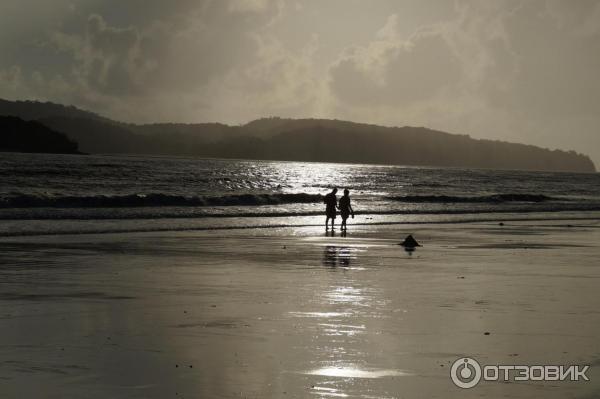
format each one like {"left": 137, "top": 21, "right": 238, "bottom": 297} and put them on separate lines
{"left": 1, "top": 219, "right": 599, "bottom": 398}
{"left": 4, "top": 2, "right": 600, "bottom": 397}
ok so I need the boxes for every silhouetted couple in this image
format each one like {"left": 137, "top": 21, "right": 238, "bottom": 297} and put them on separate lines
{"left": 324, "top": 188, "right": 354, "bottom": 231}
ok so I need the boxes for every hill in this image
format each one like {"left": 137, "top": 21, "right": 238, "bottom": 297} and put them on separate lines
{"left": 0, "top": 99, "right": 106, "bottom": 122}
{"left": 0, "top": 116, "right": 80, "bottom": 154}
{"left": 0, "top": 99, "right": 595, "bottom": 172}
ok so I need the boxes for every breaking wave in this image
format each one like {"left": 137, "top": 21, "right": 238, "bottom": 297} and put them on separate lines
{"left": 387, "top": 193, "right": 558, "bottom": 203}
{"left": 0, "top": 192, "right": 323, "bottom": 208}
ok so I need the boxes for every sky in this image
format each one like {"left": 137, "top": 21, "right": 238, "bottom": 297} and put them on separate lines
{"left": 1, "top": 0, "right": 600, "bottom": 165}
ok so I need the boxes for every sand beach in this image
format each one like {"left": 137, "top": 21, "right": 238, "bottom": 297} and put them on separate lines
{"left": 1, "top": 220, "right": 599, "bottom": 398}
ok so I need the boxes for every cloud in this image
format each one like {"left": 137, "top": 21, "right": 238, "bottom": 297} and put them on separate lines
{"left": 441, "top": 0, "right": 600, "bottom": 154}
{"left": 0, "top": 65, "right": 22, "bottom": 92}
{"left": 49, "top": 5, "right": 266, "bottom": 96}
{"left": 211, "top": 33, "right": 326, "bottom": 121}
{"left": 59, "top": 14, "right": 141, "bottom": 95}
{"left": 7, "top": 0, "right": 290, "bottom": 121}
{"left": 325, "top": 1, "right": 600, "bottom": 164}
{"left": 228, "top": 0, "right": 273, "bottom": 13}
{"left": 1, "top": 0, "right": 600, "bottom": 164}
{"left": 329, "top": 15, "right": 461, "bottom": 107}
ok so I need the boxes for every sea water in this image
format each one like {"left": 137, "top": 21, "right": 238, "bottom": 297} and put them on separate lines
{"left": 1, "top": 152, "right": 600, "bottom": 236}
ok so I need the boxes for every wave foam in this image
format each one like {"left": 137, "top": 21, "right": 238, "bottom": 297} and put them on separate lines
{"left": 387, "top": 193, "right": 557, "bottom": 203}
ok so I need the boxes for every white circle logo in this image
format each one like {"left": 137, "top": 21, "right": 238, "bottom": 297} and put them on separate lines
{"left": 450, "top": 357, "right": 482, "bottom": 389}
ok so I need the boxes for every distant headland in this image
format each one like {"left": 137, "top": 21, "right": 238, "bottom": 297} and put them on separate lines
{"left": 0, "top": 115, "right": 80, "bottom": 155}
{"left": 0, "top": 98, "right": 595, "bottom": 172}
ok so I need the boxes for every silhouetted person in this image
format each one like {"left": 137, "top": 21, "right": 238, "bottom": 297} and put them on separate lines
{"left": 324, "top": 188, "right": 338, "bottom": 230}
{"left": 339, "top": 188, "right": 354, "bottom": 231}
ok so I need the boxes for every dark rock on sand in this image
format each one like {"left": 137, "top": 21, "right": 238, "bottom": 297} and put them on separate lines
{"left": 400, "top": 235, "right": 421, "bottom": 248}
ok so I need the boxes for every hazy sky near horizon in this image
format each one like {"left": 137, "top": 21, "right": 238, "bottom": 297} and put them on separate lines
{"left": 1, "top": 0, "right": 600, "bottom": 165}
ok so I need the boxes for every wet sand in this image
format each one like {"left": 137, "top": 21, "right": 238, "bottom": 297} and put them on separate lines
{"left": 1, "top": 220, "right": 600, "bottom": 398}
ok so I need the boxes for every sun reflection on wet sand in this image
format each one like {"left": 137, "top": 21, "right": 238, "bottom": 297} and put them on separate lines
{"left": 310, "top": 386, "right": 349, "bottom": 398}
{"left": 325, "top": 286, "right": 367, "bottom": 306}
{"left": 289, "top": 242, "right": 412, "bottom": 398}
{"left": 319, "top": 323, "right": 365, "bottom": 337}
{"left": 306, "top": 366, "right": 411, "bottom": 378}
{"left": 288, "top": 311, "right": 353, "bottom": 318}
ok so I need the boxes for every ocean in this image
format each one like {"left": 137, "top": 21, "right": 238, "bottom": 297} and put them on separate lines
{"left": 1, "top": 152, "right": 600, "bottom": 236}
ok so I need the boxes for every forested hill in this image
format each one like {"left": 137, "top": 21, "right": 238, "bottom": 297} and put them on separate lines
{"left": 0, "top": 99, "right": 595, "bottom": 172}
{"left": 0, "top": 116, "right": 80, "bottom": 154}
{"left": 0, "top": 99, "right": 105, "bottom": 122}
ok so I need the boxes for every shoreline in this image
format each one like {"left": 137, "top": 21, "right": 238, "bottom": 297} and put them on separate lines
{"left": 1, "top": 212, "right": 600, "bottom": 238}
